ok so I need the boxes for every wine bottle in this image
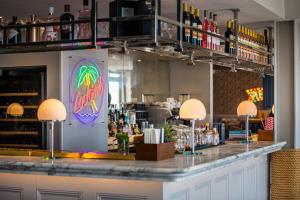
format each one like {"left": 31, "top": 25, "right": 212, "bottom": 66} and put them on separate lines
{"left": 182, "top": 2, "right": 190, "bottom": 43}
{"left": 202, "top": 10, "right": 208, "bottom": 49}
{"left": 77, "top": 0, "right": 91, "bottom": 39}
{"left": 264, "top": 29, "right": 270, "bottom": 64}
{"left": 43, "top": 7, "right": 58, "bottom": 41}
{"left": 207, "top": 12, "right": 213, "bottom": 50}
{"left": 7, "top": 16, "right": 21, "bottom": 44}
{"left": 225, "top": 20, "right": 233, "bottom": 54}
{"left": 195, "top": 8, "right": 202, "bottom": 47}
{"left": 214, "top": 14, "right": 221, "bottom": 51}
{"left": 0, "top": 17, "right": 6, "bottom": 44}
{"left": 212, "top": 14, "right": 217, "bottom": 51}
{"left": 60, "top": 4, "right": 75, "bottom": 40}
{"left": 190, "top": 5, "right": 197, "bottom": 45}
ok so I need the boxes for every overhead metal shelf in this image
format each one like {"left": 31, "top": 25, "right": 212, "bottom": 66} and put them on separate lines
{"left": 0, "top": 0, "right": 273, "bottom": 75}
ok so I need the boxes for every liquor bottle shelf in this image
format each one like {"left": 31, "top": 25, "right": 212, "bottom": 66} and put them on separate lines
{"left": 0, "top": 1, "right": 273, "bottom": 75}
{"left": 0, "top": 131, "right": 39, "bottom": 136}
{"left": 0, "top": 118, "right": 38, "bottom": 122}
{"left": 0, "top": 144, "right": 39, "bottom": 148}
{"left": 0, "top": 105, "right": 39, "bottom": 109}
{"left": 0, "top": 92, "right": 39, "bottom": 97}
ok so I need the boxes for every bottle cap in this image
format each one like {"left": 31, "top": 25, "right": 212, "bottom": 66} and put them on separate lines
{"left": 49, "top": 7, "right": 54, "bottom": 15}
{"left": 183, "top": 2, "right": 188, "bottom": 12}
{"left": 196, "top": 8, "right": 201, "bottom": 17}
{"left": 213, "top": 14, "right": 217, "bottom": 21}
{"left": 190, "top": 5, "right": 195, "bottom": 13}
{"left": 12, "top": 16, "right": 17, "bottom": 22}
{"left": 227, "top": 20, "right": 231, "bottom": 28}
{"left": 64, "top": 4, "right": 71, "bottom": 12}
{"left": 30, "top": 14, "right": 36, "bottom": 21}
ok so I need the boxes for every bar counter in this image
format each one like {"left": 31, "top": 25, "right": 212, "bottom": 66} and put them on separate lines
{"left": 0, "top": 141, "right": 285, "bottom": 182}
{"left": 0, "top": 141, "right": 286, "bottom": 200}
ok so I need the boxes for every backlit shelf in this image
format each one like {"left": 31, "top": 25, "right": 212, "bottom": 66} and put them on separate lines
{"left": 0, "top": 105, "right": 39, "bottom": 109}
{"left": 0, "top": 118, "right": 38, "bottom": 122}
{"left": 0, "top": 144, "right": 39, "bottom": 148}
{"left": 0, "top": 92, "right": 39, "bottom": 97}
{"left": 0, "top": 131, "right": 39, "bottom": 136}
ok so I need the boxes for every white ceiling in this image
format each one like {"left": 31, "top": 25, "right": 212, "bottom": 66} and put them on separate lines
{"left": 0, "top": 0, "right": 284, "bottom": 27}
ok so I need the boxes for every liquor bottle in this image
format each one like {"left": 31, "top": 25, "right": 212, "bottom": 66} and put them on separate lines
{"left": 77, "top": 0, "right": 91, "bottom": 39}
{"left": 0, "top": 17, "right": 5, "bottom": 44}
{"left": 207, "top": 12, "right": 213, "bottom": 49}
{"left": 43, "top": 7, "right": 58, "bottom": 41}
{"left": 224, "top": 20, "right": 232, "bottom": 54}
{"left": 27, "top": 14, "right": 37, "bottom": 42}
{"left": 60, "top": 4, "right": 75, "bottom": 40}
{"left": 238, "top": 25, "right": 242, "bottom": 57}
{"left": 264, "top": 29, "right": 270, "bottom": 64}
{"left": 195, "top": 8, "right": 202, "bottom": 47}
{"left": 230, "top": 20, "right": 236, "bottom": 54}
{"left": 212, "top": 14, "right": 218, "bottom": 51}
{"left": 182, "top": 2, "right": 190, "bottom": 43}
{"left": 202, "top": 10, "right": 208, "bottom": 48}
{"left": 7, "top": 16, "right": 21, "bottom": 44}
{"left": 190, "top": 5, "right": 197, "bottom": 45}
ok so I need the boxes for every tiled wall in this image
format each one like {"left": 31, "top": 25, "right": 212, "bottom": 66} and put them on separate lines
{"left": 214, "top": 69, "right": 263, "bottom": 115}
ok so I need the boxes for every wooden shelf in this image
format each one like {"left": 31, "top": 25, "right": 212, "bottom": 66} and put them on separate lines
{"left": 0, "top": 131, "right": 39, "bottom": 136}
{"left": 0, "top": 105, "right": 38, "bottom": 109}
{"left": 0, "top": 118, "right": 38, "bottom": 122}
{"left": 0, "top": 144, "right": 39, "bottom": 148}
{"left": 0, "top": 92, "right": 39, "bottom": 97}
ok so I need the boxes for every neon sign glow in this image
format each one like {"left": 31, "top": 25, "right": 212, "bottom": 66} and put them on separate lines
{"left": 70, "top": 59, "right": 105, "bottom": 124}
{"left": 246, "top": 87, "right": 263, "bottom": 103}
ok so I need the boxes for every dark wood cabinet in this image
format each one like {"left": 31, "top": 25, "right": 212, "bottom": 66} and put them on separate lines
{"left": 0, "top": 66, "right": 47, "bottom": 149}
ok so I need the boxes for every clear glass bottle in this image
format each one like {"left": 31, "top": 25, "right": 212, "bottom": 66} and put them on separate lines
{"left": 43, "top": 7, "right": 58, "bottom": 41}
{"left": 7, "top": 16, "right": 21, "bottom": 44}
{"left": 77, "top": 0, "right": 91, "bottom": 39}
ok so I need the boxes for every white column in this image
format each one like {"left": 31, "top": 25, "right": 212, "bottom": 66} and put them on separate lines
{"left": 294, "top": 19, "right": 300, "bottom": 148}
{"left": 274, "top": 21, "right": 295, "bottom": 148}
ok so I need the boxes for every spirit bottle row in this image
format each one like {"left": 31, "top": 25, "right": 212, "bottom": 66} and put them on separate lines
{"left": 224, "top": 20, "right": 270, "bottom": 64}
{"left": 182, "top": 2, "right": 221, "bottom": 51}
{"left": 0, "top": 0, "right": 92, "bottom": 45}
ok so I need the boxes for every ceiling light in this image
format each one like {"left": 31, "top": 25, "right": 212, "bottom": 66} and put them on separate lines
{"left": 137, "top": 59, "right": 142, "bottom": 62}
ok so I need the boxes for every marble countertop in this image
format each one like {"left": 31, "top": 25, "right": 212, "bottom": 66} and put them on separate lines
{"left": 0, "top": 141, "right": 286, "bottom": 182}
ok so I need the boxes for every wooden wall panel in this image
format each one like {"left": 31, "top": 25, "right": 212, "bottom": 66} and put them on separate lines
{"left": 213, "top": 69, "right": 263, "bottom": 115}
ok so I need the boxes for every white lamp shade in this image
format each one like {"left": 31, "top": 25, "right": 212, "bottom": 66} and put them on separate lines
{"left": 37, "top": 99, "right": 67, "bottom": 121}
{"left": 237, "top": 100, "right": 257, "bottom": 117}
{"left": 7, "top": 103, "right": 24, "bottom": 117}
{"left": 179, "top": 98, "right": 207, "bottom": 120}
{"left": 272, "top": 105, "right": 275, "bottom": 114}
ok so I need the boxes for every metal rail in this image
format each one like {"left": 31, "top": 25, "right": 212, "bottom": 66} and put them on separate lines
{"left": 0, "top": 0, "right": 273, "bottom": 75}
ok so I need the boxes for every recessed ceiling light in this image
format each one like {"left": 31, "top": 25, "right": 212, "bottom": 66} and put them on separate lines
{"left": 137, "top": 59, "right": 142, "bottom": 62}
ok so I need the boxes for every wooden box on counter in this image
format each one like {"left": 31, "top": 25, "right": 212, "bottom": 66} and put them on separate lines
{"left": 135, "top": 142, "right": 175, "bottom": 161}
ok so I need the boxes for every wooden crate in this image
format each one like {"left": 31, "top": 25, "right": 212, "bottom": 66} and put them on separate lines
{"left": 135, "top": 142, "right": 174, "bottom": 161}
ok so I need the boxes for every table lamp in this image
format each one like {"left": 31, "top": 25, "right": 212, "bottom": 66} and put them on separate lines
{"left": 179, "top": 98, "right": 206, "bottom": 154}
{"left": 37, "top": 99, "right": 66, "bottom": 159}
{"left": 7, "top": 103, "right": 24, "bottom": 117}
{"left": 237, "top": 100, "right": 257, "bottom": 143}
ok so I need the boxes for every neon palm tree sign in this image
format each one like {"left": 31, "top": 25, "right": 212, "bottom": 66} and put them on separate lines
{"left": 70, "top": 58, "right": 105, "bottom": 124}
